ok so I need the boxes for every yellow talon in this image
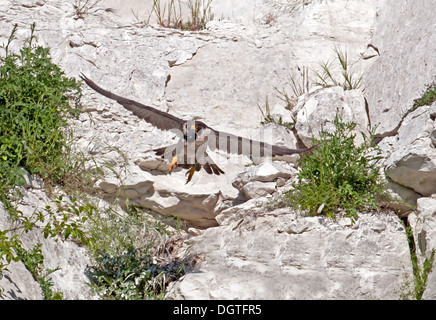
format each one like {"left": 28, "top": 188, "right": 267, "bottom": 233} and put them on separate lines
{"left": 185, "top": 166, "right": 196, "bottom": 184}
{"left": 169, "top": 155, "right": 178, "bottom": 174}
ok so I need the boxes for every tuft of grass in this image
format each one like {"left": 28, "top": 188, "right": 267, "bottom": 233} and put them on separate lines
{"left": 257, "top": 96, "right": 294, "bottom": 128}
{"left": 289, "top": 65, "right": 310, "bottom": 98}
{"left": 73, "top": 0, "right": 102, "bottom": 19}
{"left": 314, "top": 46, "right": 363, "bottom": 91}
{"left": 285, "top": 113, "right": 384, "bottom": 219}
{"left": 152, "top": 0, "right": 214, "bottom": 31}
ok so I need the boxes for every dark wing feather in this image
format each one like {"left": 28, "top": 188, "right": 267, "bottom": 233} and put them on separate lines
{"left": 80, "top": 74, "right": 185, "bottom": 132}
{"left": 196, "top": 148, "right": 225, "bottom": 175}
{"left": 202, "top": 126, "right": 319, "bottom": 157}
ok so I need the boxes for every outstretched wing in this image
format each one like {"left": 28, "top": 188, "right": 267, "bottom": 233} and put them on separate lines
{"left": 199, "top": 126, "right": 319, "bottom": 157}
{"left": 80, "top": 74, "right": 185, "bottom": 132}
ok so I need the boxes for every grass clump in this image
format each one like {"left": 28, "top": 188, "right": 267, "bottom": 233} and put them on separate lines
{"left": 285, "top": 113, "right": 384, "bottom": 219}
{"left": 152, "top": 0, "right": 214, "bottom": 31}
{"left": 257, "top": 96, "right": 294, "bottom": 128}
{"left": 314, "top": 46, "right": 363, "bottom": 91}
{"left": 73, "top": 0, "right": 102, "bottom": 19}
{"left": 266, "top": 0, "right": 312, "bottom": 15}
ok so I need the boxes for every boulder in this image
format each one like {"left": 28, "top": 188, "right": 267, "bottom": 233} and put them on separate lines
{"left": 384, "top": 103, "right": 436, "bottom": 198}
{"left": 241, "top": 181, "right": 276, "bottom": 199}
{"left": 293, "top": 87, "right": 370, "bottom": 147}
{"left": 231, "top": 161, "right": 295, "bottom": 200}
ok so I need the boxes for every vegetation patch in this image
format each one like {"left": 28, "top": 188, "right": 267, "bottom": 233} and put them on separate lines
{"left": 85, "top": 206, "right": 188, "bottom": 300}
{"left": 285, "top": 113, "right": 384, "bottom": 219}
{"left": 0, "top": 23, "right": 81, "bottom": 200}
{"left": 148, "top": 0, "right": 214, "bottom": 31}
{"left": 313, "top": 46, "right": 363, "bottom": 91}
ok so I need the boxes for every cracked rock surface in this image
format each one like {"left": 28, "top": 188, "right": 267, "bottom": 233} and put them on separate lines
{"left": 1, "top": 0, "right": 435, "bottom": 299}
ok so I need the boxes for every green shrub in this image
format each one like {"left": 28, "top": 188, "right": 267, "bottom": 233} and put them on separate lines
{"left": 87, "top": 247, "right": 169, "bottom": 300}
{"left": 85, "top": 207, "right": 186, "bottom": 300}
{"left": 285, "top": 113, "right": 384, "bottom": 219}
{"left": 0, "top": 23, "right": 81, "bottom": 198}
{"left": 0, "top": 23, "right": 84, "bottom": 299}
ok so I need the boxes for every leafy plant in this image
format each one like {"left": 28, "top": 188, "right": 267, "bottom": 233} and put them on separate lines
{"left": 87, "top": 247, "right": 170, "bottom": 300}
{"left": 286, "top": 113, "right": 384, "bottom": 219}
{"left": 85, "top": 205, "right": 187, "bottom": 300}
{"left": 13, "top": 243, "right": 63, "bottom": 300}
{"left": 0, "top": 23, "right": 81, "bottom": 200}
{"left": 0, "top": 195, "right": 97, "bottom": 298}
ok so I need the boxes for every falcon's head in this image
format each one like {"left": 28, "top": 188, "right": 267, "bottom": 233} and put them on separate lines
{"left": 182, "top": 121, "right": 209, "bottom": 143}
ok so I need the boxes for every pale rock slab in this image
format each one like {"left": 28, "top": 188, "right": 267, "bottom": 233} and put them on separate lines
{"left": 168, "top": 206, "right": 414, "bottom": 300}
{"left": 241, "top": 181, "right": 277, "bottom": 199}
{"left": 232, "top": 161, "right": 296, "bottom": 200}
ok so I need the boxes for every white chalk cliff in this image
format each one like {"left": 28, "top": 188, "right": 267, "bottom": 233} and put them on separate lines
{"left": 0, "top": 0, "right": 435, "bottom": 299}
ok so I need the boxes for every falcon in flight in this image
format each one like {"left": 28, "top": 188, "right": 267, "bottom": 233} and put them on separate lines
{"left": 80, "top": 74, "right": 318, "bottom": 183}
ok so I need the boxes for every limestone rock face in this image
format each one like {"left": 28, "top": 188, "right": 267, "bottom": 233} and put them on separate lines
{"left": 168, "top": 202, "right": 413, "bottom": 300}
{"left": 364, "top": 0, "right": 436, "bottom": 134}
{"left": 0, "top": 0, "right": 378, "bottom": 226}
